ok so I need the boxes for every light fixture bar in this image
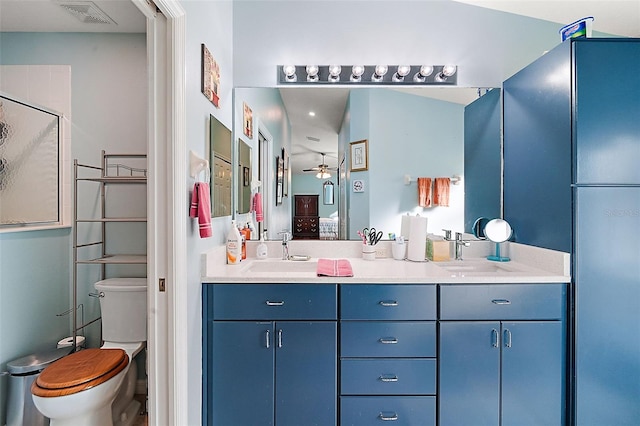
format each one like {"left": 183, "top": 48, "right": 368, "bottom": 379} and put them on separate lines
{"left": 278, "top": 65, "right": 457, "bottom": 85}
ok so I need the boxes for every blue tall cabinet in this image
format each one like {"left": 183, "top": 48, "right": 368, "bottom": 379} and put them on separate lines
{"left": 504, "top": 39, "right": 640, "bottom": 425}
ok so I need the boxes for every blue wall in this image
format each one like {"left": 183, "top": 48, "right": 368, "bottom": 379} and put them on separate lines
{"left": 290, "top": 174, "right": 338, "bottom": 218}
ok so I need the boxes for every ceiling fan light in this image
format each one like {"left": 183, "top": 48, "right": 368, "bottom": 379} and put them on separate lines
{"left": 316, "top": 171, "right": 331, "bottom": 179}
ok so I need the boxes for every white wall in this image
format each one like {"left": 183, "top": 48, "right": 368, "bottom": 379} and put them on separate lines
{"left": 232, "top": 0, "right": 566, "bottom": 88}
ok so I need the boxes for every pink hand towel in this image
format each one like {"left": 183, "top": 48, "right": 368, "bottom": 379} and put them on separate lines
{"left": 316, "top": 258, "right": 354, "bottom": 277}
{"left": 433, "top": 177, "right": 450, "bottom": 207}
{"left": 189, "top": 182, "right": 212, "bottom": 238}
{"left": 251, "top": 192, "right": 263, "bottom": 222}
{"left": 417, "top": 177, "right": 432, "bottom": 207}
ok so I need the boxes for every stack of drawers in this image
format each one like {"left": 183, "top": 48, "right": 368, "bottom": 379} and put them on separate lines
{"left": 339, "top": 284, "right": 437, "bottom": 426}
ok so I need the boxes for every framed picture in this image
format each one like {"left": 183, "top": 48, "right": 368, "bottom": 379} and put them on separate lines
{"left": 201, "top": 44, "right": 220, "bottom": 108}
{"left": 350, "top": 139, "right": 368, "bottom": 172}
{"left": 276, "top": 155, "right": 284, "bottom": 205}
{"left": 243, "top": 102, "right": 253, "bottom": 138}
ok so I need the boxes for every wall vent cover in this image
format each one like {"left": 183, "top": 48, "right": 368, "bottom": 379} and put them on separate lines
{"left": 56, "top": 1, "right": 117, "bottom": 25}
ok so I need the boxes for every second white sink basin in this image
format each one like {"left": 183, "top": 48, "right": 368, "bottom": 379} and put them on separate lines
{"left": 245, "top": 259, "right": 318, "bottom": 274}
{"left": 436, "top": 260, "right": 520, "bottom": 276}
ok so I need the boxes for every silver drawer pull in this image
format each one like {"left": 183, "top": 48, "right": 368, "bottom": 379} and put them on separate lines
{"left": 265, "top": 300, "right": 285, "bottom": 306}
{"left": 378, "top": 412, "right": 399, "bottom": 421}
{"left": 491, "top": 299, "right": 511, "bottom": 305}
{"left": 265, "top": 330, "right": 270, "bottom": 349}
{"left": 277, "top": 329, "right": 283, "bottom": 348}
{"left": 378, "top": 337, "right": 398, "bottom": 344}
{"left": 492, "top": 328, "right": 499, "bottom": 348}
{"left": 378, "top": 374, "right": 399, "bottom": 382}
{"left": 379, "top": 300, "right": 398, "bottom": 307}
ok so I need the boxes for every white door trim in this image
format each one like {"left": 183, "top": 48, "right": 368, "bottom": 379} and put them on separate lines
{"left": 131, "top": 0, "right": 187, "bottom": 425}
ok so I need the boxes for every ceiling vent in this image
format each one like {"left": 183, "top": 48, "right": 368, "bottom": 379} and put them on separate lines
{"left": 56, "top": 1, "right": 117, "bottom": 25}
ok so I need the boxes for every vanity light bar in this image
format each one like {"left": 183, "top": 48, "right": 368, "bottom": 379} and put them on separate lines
{"left": 278, "top": 65, "right": 458, "bottom": 85}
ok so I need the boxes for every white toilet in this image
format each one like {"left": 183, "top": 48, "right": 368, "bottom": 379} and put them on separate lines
{"left": 31, "top": 278, "right": 147, "bottom": 426}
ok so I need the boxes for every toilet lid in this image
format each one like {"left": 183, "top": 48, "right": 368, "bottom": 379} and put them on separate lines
{"left": 32, "top": 348, "right": 128, "bottom": 397}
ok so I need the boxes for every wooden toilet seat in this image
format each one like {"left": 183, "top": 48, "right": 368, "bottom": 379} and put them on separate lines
{"left": 31, "top": 348, "right": 128, "bottom": 397}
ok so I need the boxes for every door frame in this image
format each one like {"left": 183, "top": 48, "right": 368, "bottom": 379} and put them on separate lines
{"left": 131, "top": 0, "right": 187, "bottom": 424}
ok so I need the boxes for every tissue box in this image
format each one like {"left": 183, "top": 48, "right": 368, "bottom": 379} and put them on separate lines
{"left": 426, "top": 236, "right": 450, "bottom": 262}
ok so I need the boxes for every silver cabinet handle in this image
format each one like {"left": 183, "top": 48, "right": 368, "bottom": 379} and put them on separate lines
{"left": 265, "top": 330, "right": 270, "bottom": 349}
{"left": 265, "top": 300, "right": 285, "bottom": 306}
{"left": 379, "top": 300, "right": 398, "bottom": 307}
{"left": 378, "top": 374, "right": 399, "bottom": 382}
{"left": 378, "top": 412, "right": 399, "bottom": 421}
{"left": 492, "top": 328, "right": 499, "bottom": 348}
{"left": 277, "top": 329, "right": 283, "bottom": 348}
{"left": 89, "top": 292, "right": 105, "bottom": 298}
{"left": 504, "top": 329, "right": 512, "bottom": 348}
{"left": 378, "top": 337, "right": 398, "bottom": 344}
{"left": 491, "top": 299, "right": 511, "bottom": 305}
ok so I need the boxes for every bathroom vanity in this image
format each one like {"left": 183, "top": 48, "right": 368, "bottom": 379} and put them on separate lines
{"left": 202, "top": 241, "right": 569, "bottom": 426}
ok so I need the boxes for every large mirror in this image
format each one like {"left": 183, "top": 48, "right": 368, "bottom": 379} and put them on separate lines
{"left": 233, "top": 87, "right": 502, "bottom": 240}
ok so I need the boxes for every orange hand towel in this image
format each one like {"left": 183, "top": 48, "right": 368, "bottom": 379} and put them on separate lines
{"left": 433, "top": 177, "right": 450, "bottom": 207}
{"left": 417, "top": 177, "right": 432, "bottom": 207}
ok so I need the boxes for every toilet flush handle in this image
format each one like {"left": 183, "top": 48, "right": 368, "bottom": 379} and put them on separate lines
{"left": 88, "top": 291, "right": 105, "bottom": 298}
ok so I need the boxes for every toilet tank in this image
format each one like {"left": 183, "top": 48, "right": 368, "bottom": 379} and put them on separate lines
{"left": 94, "top": 278, "right": 147, "bottom": 342}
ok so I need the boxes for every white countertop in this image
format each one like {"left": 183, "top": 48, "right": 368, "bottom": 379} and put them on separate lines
{"left": 202, "top": 240, "right": 571, "bottom": 284}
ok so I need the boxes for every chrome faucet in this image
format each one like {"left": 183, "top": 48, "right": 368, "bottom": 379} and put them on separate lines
{"left": 278, "top": 231, "right": 291, "bottom": 260}
{"left": 443, "top": 229, "right": 471, "bottom": 260}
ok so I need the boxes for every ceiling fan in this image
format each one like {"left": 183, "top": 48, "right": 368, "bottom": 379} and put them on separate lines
{"left": 302, "top": 153, "right": 337, "bottom": 179}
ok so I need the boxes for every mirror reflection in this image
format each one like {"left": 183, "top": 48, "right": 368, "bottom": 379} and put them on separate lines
{"left": 237, "top": 139, "right": 251, "bottom": 214}
{"left": 233, "top": 87, "right": 501, "bottom": 240}
{"left": 210, "top": 114, "right": 232, "bottom": 217}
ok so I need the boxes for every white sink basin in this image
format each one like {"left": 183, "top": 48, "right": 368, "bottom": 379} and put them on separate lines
{"left": 436, "top": 260, "right": 521, "bottom": 276}
{"left": 244, "top": 259, "right": 318, "bottom": 274}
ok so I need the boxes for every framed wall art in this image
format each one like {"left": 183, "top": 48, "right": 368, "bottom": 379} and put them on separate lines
{"left": 243, "top": 102, "right": 253, "bottom": 138}
{"left": 201, "top": 44, "right": 220, "bottom": 108}
{"left": 350, "top": 139, "right": 368, "bottom": 172}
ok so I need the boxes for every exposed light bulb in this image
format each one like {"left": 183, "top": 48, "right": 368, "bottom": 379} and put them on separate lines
{"left": 372, "top": 65, "right": 388, "bottom": 82}
{"left": 350, "top": 65, "right": 365, "bottom": 82}
{"left": 282, "top": 65, "right": 297, "bottom": 82}
{"left": 392, "top": 65, "right": 412, "bottom": 82}
{"left": 442, "top": 65, "right": 457, "bottom": 77}
{"left": 413, "top": 65, "right": 434, "bottom": 82}
{"left": 306, "top": 65, "right": 319, "bottom": 82}
{"left": 328, "top": 65, "right": 342, "bottom": 82}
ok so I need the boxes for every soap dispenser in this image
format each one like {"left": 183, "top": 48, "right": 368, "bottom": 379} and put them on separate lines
{"left": 256, "top": 230, "right": 268, "bottom": 259}
{"left": 226, "top": 220, "right": 242, "bottom": 265}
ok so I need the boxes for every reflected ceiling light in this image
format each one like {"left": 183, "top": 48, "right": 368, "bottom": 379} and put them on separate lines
{"left": 306, "top": 65, "right": 319, "bottom": 82}
{"left": 350, "top": 65, "right": 365, "bottom": 82}
{"left": 308, "top": 111, "right": 316, "bottom": 117}
{"left": 392, "top": 65, "right": 412, "bottom": 82}
{"left": 327, "top": 65, "right": 342, "bottom": 82}
{"left": 413, "top": 65, "right": 434, "bottom": 82}
{"left": 316, "top": 170, "right": 331, "bottom": 179}
{"left": 371, "top": 65, "right": 388, "bottom": 82}
{"left": 435, "top": 65, "right": 457, "bottom": 82}
{"left": 282, "top": 65, "right": 297, "bottom": 82}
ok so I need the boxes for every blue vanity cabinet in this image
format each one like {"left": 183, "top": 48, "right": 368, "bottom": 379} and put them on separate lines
{"left": 439, "top": 284, "right": 566, "bottom": 426}
{"left": 340, "top": 284, "right": 437, "bottom": 426}
{"left": 203, "top": 284, "right": 338, "bottom": 426}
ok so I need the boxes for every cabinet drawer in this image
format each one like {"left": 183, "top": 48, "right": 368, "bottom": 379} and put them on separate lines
{"left": 211, "top": 284, "right": 337, "bottom": 320}
{"left": 340, "top": 396, "right": 435, "bottom": 426}
{"left": 341, "top": 285, "right": 436, "bottom": 320}
{"left": 440, "top": 284, "right": 566, "bottom": 320}
{"left": 341, "top": 359, "right": 436, "bottom": 395}
{"left": 341, "top": 322, "right": 436, "bottom": 357}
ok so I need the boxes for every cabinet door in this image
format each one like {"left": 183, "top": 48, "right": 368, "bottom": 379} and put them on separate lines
{"left": 501, "top": 321, "right": 565, "bottom": 426}
{"left": 275, "top": 321, "right": 337, "bottom": 426}
{"left": 210, "top": 322, "right": 274, "bottom": 426}
{"left": 439, "top": 321, "right": 501, "bottom": 426}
